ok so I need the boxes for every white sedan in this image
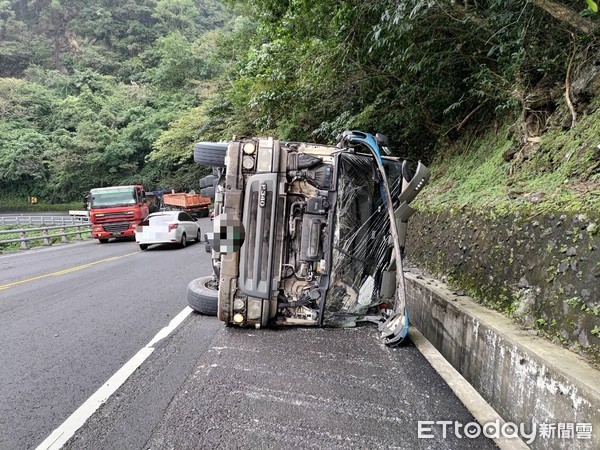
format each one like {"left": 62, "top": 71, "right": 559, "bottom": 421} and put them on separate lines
{"left": 135, "top": 211, "right": 201, "bottom": 250}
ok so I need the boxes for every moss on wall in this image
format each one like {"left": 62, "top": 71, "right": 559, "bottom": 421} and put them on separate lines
{"left": 407, "top": 110, "right": 600, "bottom": 364}
{"left": 407, "top": 208, "right": 600, "bottom": 364}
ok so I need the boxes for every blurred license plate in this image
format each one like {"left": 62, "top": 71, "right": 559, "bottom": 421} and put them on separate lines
{"left": 113, "top": 232, "right": 122, "bottom": 236}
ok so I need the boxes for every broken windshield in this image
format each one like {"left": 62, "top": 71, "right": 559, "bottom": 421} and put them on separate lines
{"left": 323, "top": 153, "right": 403, "bottom": 326}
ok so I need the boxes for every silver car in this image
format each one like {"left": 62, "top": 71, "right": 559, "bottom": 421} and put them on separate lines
{"left": 135, "top": 211, "right": 201, "bottom": 250}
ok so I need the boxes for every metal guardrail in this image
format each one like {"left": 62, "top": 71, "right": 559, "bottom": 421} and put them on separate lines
{"left": 0, "top": 224, "right": 92, "bottom": 249}
{"left": 0, "top": 215, "right": 89, "bottom": 226}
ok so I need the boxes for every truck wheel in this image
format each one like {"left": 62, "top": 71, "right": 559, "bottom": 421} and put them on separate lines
{"left": 200, "top": 174, "right": 217, "bottom": 188}
{"left": 194, "top": 142, "right": 228, "bottom": 167}
{"left": 180, "top": 232, "right": 187, "bottom": 248}
{"left": 200, "top": 187, "right": 215, "bottom": 198}
{"left": 99, "top": 239, "right": 109, "bottom": 244}
{"left": 186, "top": 276, "right": 218, "bottom": 316}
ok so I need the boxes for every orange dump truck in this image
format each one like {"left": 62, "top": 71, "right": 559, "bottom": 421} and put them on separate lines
{"left": 162, "top": 193, "right": 211, "bottom": 218}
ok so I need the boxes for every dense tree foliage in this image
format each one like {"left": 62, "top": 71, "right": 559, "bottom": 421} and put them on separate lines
{"left": 214, "top": 0, "right": 599, "bottom": 156}
{"left": 0, "top": 0, "right": 598, "bottom": 202}
{"left": 0, "top": 0, "right": 230, "bottom": 201}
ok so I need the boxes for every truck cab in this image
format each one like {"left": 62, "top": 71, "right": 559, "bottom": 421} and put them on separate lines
{"left": 88, "top": 185, "right": 149, "bottom": 243}
{"left": 194, "top": 133, "right": 429, "bottom": 337}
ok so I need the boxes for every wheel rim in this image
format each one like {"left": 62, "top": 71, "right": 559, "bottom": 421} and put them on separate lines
{"left": 203, "top": 279, "right": 218, "bottom": 294}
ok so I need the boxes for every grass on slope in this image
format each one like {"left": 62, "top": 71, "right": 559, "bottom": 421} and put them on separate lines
{"left": 417, "top": 106, "right": 600, "bottom": 216}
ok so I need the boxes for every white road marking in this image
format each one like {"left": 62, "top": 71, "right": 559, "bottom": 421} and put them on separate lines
{"left": 36, "top": 306, "right": 193, "bottom": 450}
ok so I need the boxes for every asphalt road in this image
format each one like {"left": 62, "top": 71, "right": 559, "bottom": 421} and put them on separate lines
{"left": 0, "top": 219, "right": 213, "bottom": 450}
{"left": 0, "top": 216, "right": 495, "bottom": 449}
{"left": 64, "top": 318, "right": 496, "bottom": 450}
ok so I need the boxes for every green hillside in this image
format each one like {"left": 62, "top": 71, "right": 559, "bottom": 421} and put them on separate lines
{"left": 1, "top": 0, "right": 599, "bottom": 209}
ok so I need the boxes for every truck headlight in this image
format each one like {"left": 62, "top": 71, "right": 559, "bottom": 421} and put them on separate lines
{"left": 247, "top": 299, "right": 262, "bottom": 320}
{"left": 243, "top": 143, "right": 255, "bottom": 155}
{"left": 242, "top": 156, "right": 255, "bottom": 170}
{"left": 233, "top": 313, "right": 244, "bottom": 324}
{"left": 256, "top": 138, "right": 274, "bottom": 172}
{"left": 233, "top": 299, "right": 245, "bottom": 311}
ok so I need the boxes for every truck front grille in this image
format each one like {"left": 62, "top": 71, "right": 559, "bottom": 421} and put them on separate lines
{"left": 95, "top": 212, "right": 135, "bottom": 223}
{"left": 240, "top": 173, "right": 278, "bottom": 299}
{"left": 103, "top": 222, "right": 130, "bottom": 233}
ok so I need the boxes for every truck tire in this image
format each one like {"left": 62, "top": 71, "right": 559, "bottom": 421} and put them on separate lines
{"left": 200, "top": 174, "right": 217, "bottom": 188}
{"left": 99, "top": 239, "right": 109, "bottom": 244}
{"left": 194, "top": 142, "right": 228, "bottom": 167}
{"left": 186, "top": 276, "right": 218, "bottom": 316}
{"left": 200, "top": 187, "right": 215, "bottom": 198}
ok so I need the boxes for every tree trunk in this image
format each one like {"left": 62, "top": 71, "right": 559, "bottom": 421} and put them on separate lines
{"left": 529, "top": 0, "right": 599, "bottom": 34}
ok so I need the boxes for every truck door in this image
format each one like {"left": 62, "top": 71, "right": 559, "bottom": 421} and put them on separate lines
{"left": 137, "top": 187, "right": 149, "bottom": 216}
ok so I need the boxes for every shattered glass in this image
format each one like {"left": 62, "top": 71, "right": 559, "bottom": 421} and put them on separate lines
{"left": 323, "top": 153, "right": 403, "bottom": 326}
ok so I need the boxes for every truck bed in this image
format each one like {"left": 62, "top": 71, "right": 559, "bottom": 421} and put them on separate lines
{"left": 162, "top": 193, "right": 210, "bottom": 208}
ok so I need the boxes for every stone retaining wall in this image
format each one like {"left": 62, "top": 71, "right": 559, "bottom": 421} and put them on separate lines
{"left": 406, "top": 209, "right": 600, "bottom": 364}
{"left": 405, "top": 270, "right": 600, "bottom": 449}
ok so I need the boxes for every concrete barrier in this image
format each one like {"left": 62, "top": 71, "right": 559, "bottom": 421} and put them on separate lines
{"left": 405, "top": 269, "right": 600, "bottom": 449}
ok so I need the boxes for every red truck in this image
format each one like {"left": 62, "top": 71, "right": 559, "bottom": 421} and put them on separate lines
{"left": 88, "top": 185, "right": 150, "bottom": 243}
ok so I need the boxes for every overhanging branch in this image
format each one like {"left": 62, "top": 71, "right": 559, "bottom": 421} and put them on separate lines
{"left": 529, "top": 0, "right": 599, "bottom": 34}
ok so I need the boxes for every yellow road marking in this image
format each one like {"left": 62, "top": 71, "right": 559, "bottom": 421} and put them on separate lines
{"left": 0, "top": 252, "right": 140, "bottom": 291}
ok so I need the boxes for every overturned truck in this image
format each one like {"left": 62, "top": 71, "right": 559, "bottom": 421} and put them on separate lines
{"left": 189, "top": 131, "right": 429, "bottom": 346}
